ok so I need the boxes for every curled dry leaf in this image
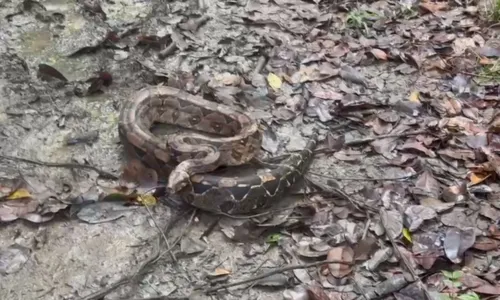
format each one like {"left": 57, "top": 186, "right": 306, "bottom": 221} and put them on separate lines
{"left": 370, "top": 48, "right": 388, "bottom": 60}
{"left": 419, "top": 1, "right": 448, "bottom": 14}
{"left": 327, "top": 246, "right": 354, "bottom": 278}
{"left": 472, "top": 237, "right": 500, "bottom": 251}
{"left": 399, "top": 141, "right": 436, "bottom": 157}
{"left": 37, "top": 63, "right": 68, "bottom": 82}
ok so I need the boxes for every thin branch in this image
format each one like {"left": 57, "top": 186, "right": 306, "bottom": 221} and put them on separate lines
{"left": 0, "top": 154, "right": 118, "bottom": 179}
{"left": 144, "top": 204, "right": 176, "bottom": 262}
{"left": 80, "top": 210, "right": 192, "bottom": 300}
{"left": 203, "top": 259, "right": 350, "bottom": 294}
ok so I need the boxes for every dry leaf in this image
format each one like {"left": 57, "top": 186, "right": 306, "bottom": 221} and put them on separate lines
{"left": 6, "top": 188, "right": 32, "bottom": 200}
{"left": 267, "top": 72, "right": 282, "bottom": 90}
{"left": 419, "top": 1, "right": 448, "bottom": 13}
{"left": 327, "top": 246, "right": 353, "bottom": 278}
{"left": 370, "top": 48, "right": 387, "bottom": 60}
{"left": 409, "top": 91, "right": 420, "bottom": 102}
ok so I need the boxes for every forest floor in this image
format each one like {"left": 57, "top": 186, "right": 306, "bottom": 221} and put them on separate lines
{"left": 1, "top": 0, "right": 500, "bottom": 299}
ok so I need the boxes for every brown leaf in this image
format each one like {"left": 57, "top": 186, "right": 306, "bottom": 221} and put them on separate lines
{"left": 370, "top": 48, "right": 388, "bottom": 60}
{"left": 473, "top": 284, "right": 500, "bottom": 295}
{"left": 439, "top": 116, "right": 484, "bottom": 135}
{"left": 370, "top": 117, "right": 393, "bottom": 135}
{"left": 437, "top": 148, "right": 475, "bottom": 162}
{"left": 472, "top": 237, "right": 500, "bottom": 251}
{"left": 414, "top": 170, "right": 441, "bottom": 198}
{"left": 306, "top": 285, "right": 331, "bottom": 300}
{"left": 419, "top": 1, "right": 448, "bottom": 14}
{"left": 0, "top": 199, "right": 40, "bottom": 222}
{"left": 327, "top": 246, "right": 354, "bottom": 278}
{"left": 481, "top": 147, "right": 500, "bottom": 178}
{"left": 120, "top": 159, "right": 158, "bottom": 190}
{"left": 441, "top": 183, "right": 468, "bottom": 203}
{"left": 399, "top": 141, "right": 436, "bottom": 157}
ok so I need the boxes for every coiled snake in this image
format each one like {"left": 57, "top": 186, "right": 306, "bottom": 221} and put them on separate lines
{"left": 118, "top": 85, "right": 317, "bottom": 214}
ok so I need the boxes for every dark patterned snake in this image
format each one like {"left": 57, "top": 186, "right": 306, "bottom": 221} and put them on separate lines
{"left": 118, "top": 85, "right": 318, "bottom": 214}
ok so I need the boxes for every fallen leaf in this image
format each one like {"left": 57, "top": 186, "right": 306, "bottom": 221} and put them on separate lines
{"left": 6, "top": 188, "right": 32, "bottom": 200}
{"left": 409, "top": 91, "right": 420, "bottom": 102}
{"left": 419, "top": 1, "right": 448, "bottom": 14}
{"left": 402, "top": 228, "right": 412, "bottom": 243}
{"left": 472, "top": 237, "right": 500, "bottom": 251}
{"left": 137, "top": 194, "right": 157, "bottom": 206}
{"left": 370, "top": 48, "right": 387, "bottom": 60}
{"left": 267, "top": 72, "right": 282, "bottom": 90}
{"left": 327, "top": 246, "right": 354, "bottom": 278}
{"left": 0, "top": 244, "right": 31, "bottom": 275}
{"left": 473, "top": 284, "right": 500, "bottom": 295}
{"left": 414, "top": 170, "right": 441, "bottom": 198}
{"left": 215, "top": 268, "right": 232, "bottom": 276}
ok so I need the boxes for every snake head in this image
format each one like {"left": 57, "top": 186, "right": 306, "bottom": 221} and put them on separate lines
{"left": 167, "top": 170, "right": 191, "bottom": 194}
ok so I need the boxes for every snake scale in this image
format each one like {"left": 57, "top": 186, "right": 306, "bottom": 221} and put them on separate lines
{"left": 118, "top": 85, "right": 318, "bottom": 214}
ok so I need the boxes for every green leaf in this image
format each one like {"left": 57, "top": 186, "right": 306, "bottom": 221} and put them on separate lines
{"left": 458, "top": 292, "right": 480, "bottom": 300}
{"left": 439, "top": 293, "right": 453, "bottom": 300}
{"left": 443, "top": 279, "right": 454, "bottom": 287}
{"left": 442, "top": 270, "right": 455, "bottom": 279}
{"left": 451, "top": 271, "right": 464, "bottom": 280}
{"left": 452, "top": 281, "right": 463, "bottom": 288}
{"left": 266, "top": 233, "right": 281, "bottom": 244}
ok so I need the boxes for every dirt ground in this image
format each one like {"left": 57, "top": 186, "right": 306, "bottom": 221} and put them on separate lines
{"left": 1, "top": 0, "right": 500, "bottom": 299}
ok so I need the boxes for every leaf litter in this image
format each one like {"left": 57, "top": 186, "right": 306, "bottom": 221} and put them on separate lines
{"left": 2, "top": 0, "right": 500, "bottom": 299}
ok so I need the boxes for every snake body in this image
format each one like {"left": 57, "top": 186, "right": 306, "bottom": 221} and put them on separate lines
{"left": 180, "top": 133, "right": 318, "bottom": 214}
{"left": 118, "top": 85, "right": 317, "bottom": 214}
{"left": 118, "top": 86, "right": 262, "bottom": 193}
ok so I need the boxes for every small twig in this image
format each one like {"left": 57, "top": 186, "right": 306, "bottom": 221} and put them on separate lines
{"left": 144, "top": 205, "right": 176, "bottom": 262}
{"left": 80, "top": 210, "right": 190, "bottom": 300}
{"left": 156, "top": 209, "right": 197, "bottom": 262}
{"left": 158, "top": 43, "right": 178, "bottom": 59}
{"left": 203, "top": 259, "right": 349, "bottom": 294}
{"left": 212, "top": 207, "right": 295, "bottom": 219}
{"left": 199, "top": 217, "right": 220, "bottom": 240}
{"left": 0, "top": 154, "right": 118, "bottom": 179}
{"left": 343, "top": 130, "right": 428, "bottom": 147}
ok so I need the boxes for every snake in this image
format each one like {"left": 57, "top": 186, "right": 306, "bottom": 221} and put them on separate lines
{"left": 118, "top": 85, "right": 318, "bottom": 214}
